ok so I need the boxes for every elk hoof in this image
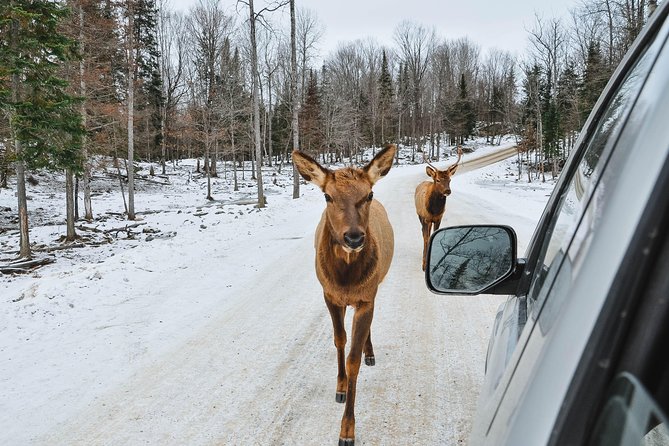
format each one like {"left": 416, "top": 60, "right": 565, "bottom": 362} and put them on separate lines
{"left": 365, "top": 355, "right": 375, "bottom": 366}
{"left": 335, "top": 392, "right": 346, "bottom": 403}
{"left": 338, "top": 438, "right": 354, "bottom": 446}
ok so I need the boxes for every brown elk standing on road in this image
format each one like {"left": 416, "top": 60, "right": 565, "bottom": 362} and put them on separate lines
{"left": 292, "top": 145, "right": 396, "bottom": 446}
{"left": 414, "top": 147, "right": 463, "bottom": 270}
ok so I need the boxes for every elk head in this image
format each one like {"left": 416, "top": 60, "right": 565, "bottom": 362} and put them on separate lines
{"left": 424, "top": 147, "right": 463, "bottom": 197}
{"left": 292, "top": 145, "right": 396, "bottom": 253}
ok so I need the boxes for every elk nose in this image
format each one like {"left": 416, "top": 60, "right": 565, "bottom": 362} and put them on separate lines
{"left": 445, "top": 189, "right": 452, "bottom": 196}
{"left": 344, "top": 231, "right": 365, "bottom": 249}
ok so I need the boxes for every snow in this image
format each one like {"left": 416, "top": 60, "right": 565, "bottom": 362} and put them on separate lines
{"left": 0, "top": 137, "right": 556, "bottom": 445}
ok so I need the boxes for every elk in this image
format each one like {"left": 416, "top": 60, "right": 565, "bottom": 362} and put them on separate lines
{"left": 414, "top": 147, "right": 463, "bottom": 270}
{"left": 292, "top": 145, "right": 396, "bottom": 446}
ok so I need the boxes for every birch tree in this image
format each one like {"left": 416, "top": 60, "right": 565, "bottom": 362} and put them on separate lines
{"left": 291, "top": 0, "right": 299, "bottom": 198}
{"left": 238, "top": 0, "right": 289, "bottom": 208}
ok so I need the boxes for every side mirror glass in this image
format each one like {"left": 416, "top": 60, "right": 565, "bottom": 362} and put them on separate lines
{"left": 426, "top": 225, "right": 517, "bottom": 294}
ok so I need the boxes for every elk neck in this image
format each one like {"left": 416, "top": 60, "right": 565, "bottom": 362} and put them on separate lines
{"left": 427, "top": 185, "right": 447, "bottom": 216}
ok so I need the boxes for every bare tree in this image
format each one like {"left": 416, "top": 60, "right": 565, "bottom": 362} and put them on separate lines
{"left": 126, "top": 0, "right": 136, "bottom": 220}
{"left": 393, "top": 21, "right": 436, "bottom": 154}
{"left": 238, "top": 0, "right": 289, "bottom": 208}
{"left": 528, "top": 14, "right": 567, "bottom": 91}
{"left": 157, "top": 1, "right": 186, "bottom": 175}
{"left": 322, "top": 42, "right": 366, "bottom": 159}
{"left": 290, "top": 0, "right": 300, "bottom": 198}
{"left": 186, "top": 0, "right": 234, "bottom": 200}
{"left": 296, "top": 7, "right": 323, "bottom": 97}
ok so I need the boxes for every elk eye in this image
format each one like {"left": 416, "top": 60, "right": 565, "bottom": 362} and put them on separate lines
{"left": 367, "top": 192, "right": 374, "bottom": 201}
{"left": 324, "top": 193, "right": 332, "bottom": 202}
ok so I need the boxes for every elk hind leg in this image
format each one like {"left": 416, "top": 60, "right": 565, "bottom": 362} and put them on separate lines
{"left": 325, "top": 298, "right": 348, "bottom": 404}
{"left": 363, "top": 331, "right": 375, "bottom": 366}
{"left": 339, "top": 302, "right": 374, "bottom": 445}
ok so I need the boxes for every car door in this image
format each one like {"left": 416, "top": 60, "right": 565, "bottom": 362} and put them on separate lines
{"left": 471, "top": 4, "right": 669, "bottom": 444}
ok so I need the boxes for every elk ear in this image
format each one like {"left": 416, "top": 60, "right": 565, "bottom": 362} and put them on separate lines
{"left": 447, "top": 163, "right": 459, "bottom": 176}
{"left": 292, "top": 150, "right": 331, "bottom": 189}
{"left": 426, "top": 166, "right": 437, "bottom": 178}
{"left": 364, "top": 144, "right": 396, "bottom": 185}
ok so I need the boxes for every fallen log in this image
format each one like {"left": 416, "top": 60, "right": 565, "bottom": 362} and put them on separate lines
{"left": 0, "top": 257, "right": 55, "bottom": 274}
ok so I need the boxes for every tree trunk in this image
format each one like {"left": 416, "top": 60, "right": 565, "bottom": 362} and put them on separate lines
{"left": 65, "top": 169, "right": 77, "bottom": 241}
{"left": 10, "top": 11, "right": 31, "bottom": 258}
{"left": 204, "top": 128, "right": 212, "bottom": 199}
{"left": 80, "top": 4, "right": 93, "bottom": 221}
{"left": 127, "top": 2, "right": 136, "bottom": 220}
{"left": 290, "top": 0, "right": 300, "bottom": 199}
{"left": 249, "top": 0, "right": 265, "bottom": 207}
{"left": 114, "top": 157, "right": 128, "bottom": 213}
{"left": 74, "top": 177, "right": 79, "bottom": 220}
{"left": 16, "top": 158, "right": 31, "bottom": 258}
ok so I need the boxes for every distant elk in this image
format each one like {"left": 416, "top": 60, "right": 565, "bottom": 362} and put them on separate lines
{"left": 414, "top": 147, "right": 463, "bottom": 270}
{"left": 292, "top": 145, "right": 396, "bottom": 446}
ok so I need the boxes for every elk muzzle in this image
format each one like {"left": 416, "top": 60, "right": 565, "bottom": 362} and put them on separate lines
{"left": 343, "top": 231, "right": 365, "bottom": 251}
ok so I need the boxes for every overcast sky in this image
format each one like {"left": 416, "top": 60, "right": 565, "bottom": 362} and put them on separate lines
{"left": 170, "top": 0, "right": 581, "bottom": 61}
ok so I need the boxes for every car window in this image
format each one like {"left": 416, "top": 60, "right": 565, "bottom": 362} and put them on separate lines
{"left": 590, "top": 373, "right": 669, "bottom": 446}
{"left": 525, "top": 44, "right": 658, "bottom": 327}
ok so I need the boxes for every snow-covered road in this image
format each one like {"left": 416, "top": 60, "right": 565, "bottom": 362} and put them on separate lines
{"left": 1, "top": 144, "right": 553, "bottom": 445}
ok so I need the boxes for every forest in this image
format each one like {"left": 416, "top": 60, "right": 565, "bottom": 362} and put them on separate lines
{"left": 0, "top": 0, "right": 660, "bottom": 260}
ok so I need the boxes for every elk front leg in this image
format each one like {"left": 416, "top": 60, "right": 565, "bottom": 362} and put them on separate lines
{"left": 339, "top": 301, "right": 374, "bottom": 446}
{"left": 433, "top": 215, "right": 443, "bottom": 231}
{"left": 325, "top": 297, "right": 348, "bottom": 404}
{"left": 421, "top": 219, "right": 433, "bottom": 271}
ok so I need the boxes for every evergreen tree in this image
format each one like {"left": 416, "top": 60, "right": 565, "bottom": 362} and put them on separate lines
{"left": 541, "top": 69, "right": 560, "bottom": 175}
{"left": 378, "top": 49, "right": 394, "bottom": 144}
{"left": 396, "top": 62, "right": 411, "bottom": 145}
{"left": 556, "top": 61, "right": 581, "bottom": 154}
{"left": 0, "top": 0, "right": 84, "bottom": 256}
{"left": 134, "top": 0, "right": 163, "bottom": 161}
{"left": 220, "top": 43, "right": 251, "bottom": 189}
{"left": 271, "top": 96, "right": 291, "bottom": 159}
{"left": 449, "top": 73, "right": 475, "bottom": 144}
{"left": 299, "top": 70, "right": 323, "bottom": 153}
{"left": 521, "top": 64, "right": 542, "bottom": 140}
{"left": 580, "top": 41, "right": 610, "bottom": 123}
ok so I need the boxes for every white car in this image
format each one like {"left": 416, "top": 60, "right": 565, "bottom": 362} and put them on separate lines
{"left": 425, "top": 2, "right": 669, "bottom": 445}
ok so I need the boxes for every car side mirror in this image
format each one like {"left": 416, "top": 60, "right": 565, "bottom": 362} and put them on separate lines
{"left": 425, "top": 225, "right": 520, "bottom": 295}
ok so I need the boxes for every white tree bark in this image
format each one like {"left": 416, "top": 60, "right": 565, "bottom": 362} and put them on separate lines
{"left": 127, "top": 1, "right": 136, "bottom": 220}
{"left": 248, "top": 0, "right": 266, "bottom": 208}
{"left": 291, "top": 0, "right": 300, "bottom": 199}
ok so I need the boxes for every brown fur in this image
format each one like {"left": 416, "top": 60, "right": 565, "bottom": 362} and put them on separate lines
{"left": 293, "top": 145, "right": 396, "bottom": 445}
{"left": 414, "top": 148, "right": 462, "bottom": 270}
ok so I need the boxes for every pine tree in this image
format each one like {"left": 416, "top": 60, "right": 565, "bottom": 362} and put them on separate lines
{"left": 299, "top": 70, "right": 323, "bottom": 153}
{"left": 580, "top": 41, "right": 610, "bottom": 123}
{"left": 520, "top": 64, "right": 542, "bottom": 180}
{"left": 541, "top": 69, "right": 560, "bottom": 178}
{"left": 0, "top": 0, "right": 84, "bottom": 257}
{"left": 220, "top": 44, "right": 250, "bottom": 192}
{"left": 134, "top": 0, "right": 163, "bottom": 162}
{"left": 378, "top": 49, "right": 394, "bottom": 144}
{"left": 449, "top": 73, "right": 475, "bottom": 144}
{"left": 556, "top": 61, "right": 581, "bottom": 156}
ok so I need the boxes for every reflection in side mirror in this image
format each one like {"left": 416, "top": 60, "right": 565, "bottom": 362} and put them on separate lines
{"left": 426, "top": 225, "right": 517, "bottom": 295}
